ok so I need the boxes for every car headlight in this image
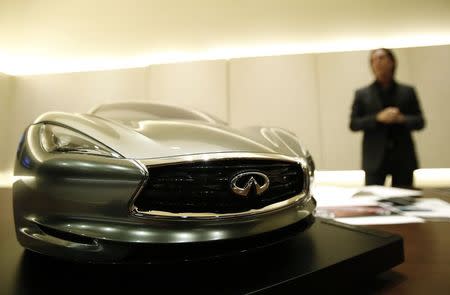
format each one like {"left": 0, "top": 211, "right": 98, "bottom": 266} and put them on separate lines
{"left": 40, "top": 124, "right": 122, "bottom": 158}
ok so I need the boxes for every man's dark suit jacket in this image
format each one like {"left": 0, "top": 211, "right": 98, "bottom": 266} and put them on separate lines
{"left": 350, "top": 81, "right": 425, "bottom": 173}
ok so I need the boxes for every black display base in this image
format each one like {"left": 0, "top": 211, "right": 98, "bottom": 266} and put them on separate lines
{"left": 7, "top": 217, "right": 404, "bottom": 294}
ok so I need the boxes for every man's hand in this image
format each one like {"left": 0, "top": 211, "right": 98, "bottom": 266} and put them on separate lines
{"left": 376, "top": 107, "right": 405, "bottom": 124}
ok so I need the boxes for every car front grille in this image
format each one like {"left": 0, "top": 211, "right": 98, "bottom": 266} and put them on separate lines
{"left": 133, "top": 159, "right": 305, "bottom": 214}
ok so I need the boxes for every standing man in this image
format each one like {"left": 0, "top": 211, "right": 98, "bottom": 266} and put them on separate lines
{"left": 350, "top": 48, "right": 425, "bottom": 187}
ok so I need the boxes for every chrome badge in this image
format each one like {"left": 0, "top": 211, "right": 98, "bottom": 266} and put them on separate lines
{"left": 230, "top": 172, "right": 270, "bottom": 197}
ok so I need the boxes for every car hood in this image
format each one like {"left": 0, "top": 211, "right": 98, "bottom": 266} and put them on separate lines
{"left": 122, "top": 119, "right": 280, "bottom": 158}
{"left": 34, "top": 112, "right": 304, "bottom": 159}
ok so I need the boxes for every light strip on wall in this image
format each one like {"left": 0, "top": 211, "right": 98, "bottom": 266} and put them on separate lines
{"left": 1, "top": 34, "right": 450, "bottom": 75}
{"left": 314, "top": 169, "right": 450, "bottom": 188}
{"left": 0, "top": 172, "right": 13, "bottom": 188}
{"left": 414, "top": 169, "right": 450, "bottom": 188}
{"left": 314, "top": 170, "right": 366, "bottom": 187}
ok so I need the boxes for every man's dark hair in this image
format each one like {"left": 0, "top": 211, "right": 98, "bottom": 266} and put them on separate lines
{"left": 370, "top": 48, "right": 397, "bottom": 75}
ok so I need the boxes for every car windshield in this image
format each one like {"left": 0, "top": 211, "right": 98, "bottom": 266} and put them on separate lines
{"left": 90, "top": 102, "right": 226, "bottom": 125}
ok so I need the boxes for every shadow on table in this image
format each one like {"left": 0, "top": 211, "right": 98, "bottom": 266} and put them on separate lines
{"left": 12, "top": 232, "right": 317, "bottom": 295}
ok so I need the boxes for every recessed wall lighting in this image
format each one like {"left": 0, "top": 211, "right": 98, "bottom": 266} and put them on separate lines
{"left": 1, "top": 34, "right": 450, "bottom": 75}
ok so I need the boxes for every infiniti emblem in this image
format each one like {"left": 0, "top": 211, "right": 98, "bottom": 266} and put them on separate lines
{"left": 230, "top": 172, "right": 270, "bottom": 197}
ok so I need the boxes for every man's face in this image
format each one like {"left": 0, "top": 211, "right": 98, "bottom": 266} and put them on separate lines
{"left": 370, "top": 49, "right": 394, "bottom": 81}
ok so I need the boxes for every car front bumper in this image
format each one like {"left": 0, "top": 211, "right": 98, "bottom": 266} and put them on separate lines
{"left": 15, "top": 193, "right": 315, "bottom": 263}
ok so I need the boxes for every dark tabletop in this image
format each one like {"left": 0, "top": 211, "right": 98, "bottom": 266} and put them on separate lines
{"left": 363, "top": 188, "right": 450, "bottom": 294}
{"left": 1, "top": 187, "right": 449, "bottom": 294}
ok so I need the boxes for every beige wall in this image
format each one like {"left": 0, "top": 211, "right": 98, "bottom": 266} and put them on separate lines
{"left": 148, "top": 60, "right": 228, "bottom": 122}
{"left": 0, "top": 73, "right": 13, "bottom": 172}
{"left": 316, "top": 51, "right": 370, "bottom": 169}
{"left": 1, "top": 44, "right": 449, "bottom": 174}
{"left": 408, "top": 45, "right": 450, "bottom": 167}
{"left": 229, "top": 54, "right": 323, "bottom": 166}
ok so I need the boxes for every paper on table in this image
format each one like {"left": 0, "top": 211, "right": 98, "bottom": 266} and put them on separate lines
{"left": 316, "top": 204, "right": 396, "bottom": 218}
{"left": 312, "top": 184, "right": 426, "bottom": 225}
{"left": 400, "top": 198, "right": 450, "bottom": 220}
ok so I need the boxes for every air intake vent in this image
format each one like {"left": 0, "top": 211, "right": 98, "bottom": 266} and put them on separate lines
{"left": 134, "top": 159, "right": 305, "bottom": 214}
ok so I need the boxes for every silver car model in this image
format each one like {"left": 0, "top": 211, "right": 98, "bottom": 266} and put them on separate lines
{"left": 13, "top": 102, "right": 316, "bottom": 263}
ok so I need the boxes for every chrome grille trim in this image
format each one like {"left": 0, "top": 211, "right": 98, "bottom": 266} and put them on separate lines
{"left": 129, "top": 152, "right": 311, "bottom": 220}
{"left": 127, "top": 159, "right": 149, "bottom": 214}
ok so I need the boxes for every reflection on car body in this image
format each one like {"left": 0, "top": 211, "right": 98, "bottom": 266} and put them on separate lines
{"left": 13, "top": 102, "right": 316, "bottom": 262}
